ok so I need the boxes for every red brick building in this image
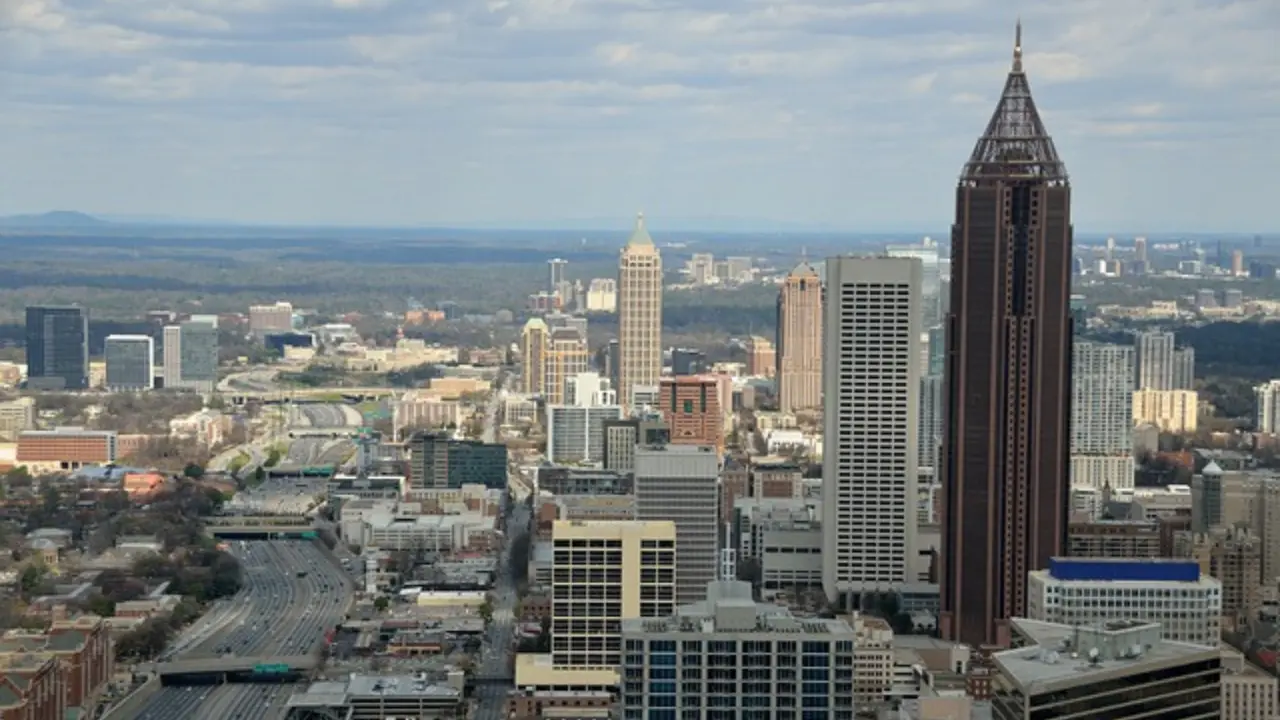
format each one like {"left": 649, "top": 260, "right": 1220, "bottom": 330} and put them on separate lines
{"left": 16, "top": 428, "right": 117, "bottom": 472}
{"left": 0, "top": 616, "right": 113, "bottom": 718}
{"left": 659, "top": 375, "right": 723, "bottom": 454}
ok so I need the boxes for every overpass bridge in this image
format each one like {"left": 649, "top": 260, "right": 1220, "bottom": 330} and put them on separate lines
{"left": 225, "top": 387, "right": 397, "bottom": 405}
{"left": 205, "top": 515, "right": 318, "bottom": 539}
{"left": 156, "top": 655, "right": 318, "bottom": 685}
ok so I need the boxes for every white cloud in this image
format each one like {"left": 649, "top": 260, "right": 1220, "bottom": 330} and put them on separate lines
{"left": 0, "top": 0, "right": 1276, "bottom": 231}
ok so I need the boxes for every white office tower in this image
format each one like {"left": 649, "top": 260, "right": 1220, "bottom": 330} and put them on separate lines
{"left": 1071, "top": 341, "right": 1136, "bottom": 490}
{"left": 104, "top": 335, "right": 154, "bottom": 391}
{"left": 634, "top": 445, "right": 720, "bottom": 606}
{"left": 1256, "top": 380, "right": 1280, "bottom": 433}
{"left": 1028, "top": 558, "right": 1222, "bottom": 647}
{"left": 821, "top": 256, "right": 921, "bottom": 608}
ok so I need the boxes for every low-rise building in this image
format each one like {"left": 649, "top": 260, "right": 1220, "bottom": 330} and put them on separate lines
{"left": 16, "top": 428, "right": 117, "bottom": 473}
{"left": 284, "top": 673, "right": 464, "bottom": 719}
{"left": 1027, "top": 557, "right": 1222, "bottom": 647}
{"left": 993, "top": 619, "right": 1220, "bottom": 720}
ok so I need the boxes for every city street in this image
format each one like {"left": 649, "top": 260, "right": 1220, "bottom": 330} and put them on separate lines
{"left": 474, "top": 500, "right": 529, "bottom": 720}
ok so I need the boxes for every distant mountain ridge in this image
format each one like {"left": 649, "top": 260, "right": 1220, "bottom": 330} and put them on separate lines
{"left": 0, "top": 210, "right": 106, "bottom": 227}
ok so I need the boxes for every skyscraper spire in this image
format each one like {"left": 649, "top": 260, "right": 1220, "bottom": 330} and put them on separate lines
{"left": 1013, "top": 18, "right": 1023, "bottom": 73}
{"left": 961, "top": 20, "right": 1067, "bottom": 183}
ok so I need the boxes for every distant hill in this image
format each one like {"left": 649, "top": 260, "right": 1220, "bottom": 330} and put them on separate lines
{"left": 0, "top": 210, "right": 107, "bottom": 227}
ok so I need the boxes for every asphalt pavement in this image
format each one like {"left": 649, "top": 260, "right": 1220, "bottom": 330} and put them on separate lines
{"left": 134, "top": 540, "right": 352, "bottom": 720}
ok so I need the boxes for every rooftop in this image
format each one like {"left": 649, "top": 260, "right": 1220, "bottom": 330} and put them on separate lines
{"left": 1043, "top": 557, "right": 1206, "bottom": 584}
{"left": 996, "top": 618, "right": 1218, "bottom": 693}
{"left": 627, "top": 581, "right": 854, "bottom": 636}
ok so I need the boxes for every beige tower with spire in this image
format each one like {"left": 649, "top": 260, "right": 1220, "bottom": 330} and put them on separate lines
{"left": 777, "top": 259, "right": 823, "bottom": 413}
{"left": 617, "top": 213, "right": 663, "bottom": 411}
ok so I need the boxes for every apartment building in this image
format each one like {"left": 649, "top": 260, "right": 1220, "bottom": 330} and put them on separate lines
{"left": 619, "top": 580, "right": 857, "bottom": 720}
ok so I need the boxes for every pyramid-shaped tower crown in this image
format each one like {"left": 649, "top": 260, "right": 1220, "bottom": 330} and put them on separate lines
{"left": 625, "top": 212, "right": 655, "bottom": 249}
{"left": 961, "top": 21, "right": 1068, "bottom": 184}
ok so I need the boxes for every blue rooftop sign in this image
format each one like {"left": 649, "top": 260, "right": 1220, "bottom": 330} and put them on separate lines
{"left": 1048, "top": 557, "right": 1199, "bottom": 583}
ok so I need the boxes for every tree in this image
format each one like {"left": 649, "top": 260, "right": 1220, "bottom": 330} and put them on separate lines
{"left": 478, "top": 597, "right": 494, "bottom": 625}
{"left": 373, "top": 596, "right": 390, "bottom": 612}
{"left": 183, "top": 463, "right": 205, "bottom": 479}
{"left": 20, "top": 563, "right": 46, "bottom": 598}
{"left": 252, "top": 466, "right": 267, "bottom": 484}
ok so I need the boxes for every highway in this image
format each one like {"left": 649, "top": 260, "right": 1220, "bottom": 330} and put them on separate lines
{"left": 135, "top": 540, "right": 351, "bottom": 720}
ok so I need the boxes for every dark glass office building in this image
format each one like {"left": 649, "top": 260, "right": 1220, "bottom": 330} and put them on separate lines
{"left": 407, "top": 432, "right": 507, "bottom": 490}
{"left": 940, "top": 24, "right": 1074, "bottom": 648}
{"left": 25, "top": 306, "right": 89, "bottom": 390}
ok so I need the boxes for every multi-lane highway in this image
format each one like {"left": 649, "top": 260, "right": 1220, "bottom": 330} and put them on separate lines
{"left": 135, "top": 540, "right": 351, "bottom": 720}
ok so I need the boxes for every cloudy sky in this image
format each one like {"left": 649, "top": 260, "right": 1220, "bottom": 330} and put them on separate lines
{"left": 1, "top": 0, "right": 1276, "bottom": 232}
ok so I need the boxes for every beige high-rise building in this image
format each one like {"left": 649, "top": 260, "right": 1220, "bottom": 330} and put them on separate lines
{"left": 550, "top": 519, "right": 676, "bottom": 669}
{"left": 1133, "top": 389, "right": 1199, "bottom": 433}
{"left": 616, "top": 213, "right": 663, "bottom": 410}
{"left": 543, "top": 328, "right": 589, "bottom": 406}
{"left": 521, "top": 318, "right": 549, "bottom": 396}
{"left": 776, "top": 260, "right": 822, "bottom": 413}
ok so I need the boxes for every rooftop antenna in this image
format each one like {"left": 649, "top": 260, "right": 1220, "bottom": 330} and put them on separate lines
{"left": 1013, "top": 18, "right": 1023, "bottom": 73}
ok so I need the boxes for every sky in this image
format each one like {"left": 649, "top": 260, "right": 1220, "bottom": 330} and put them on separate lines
{"left": 0, "top": 0, "right": 1277, "bottom": 233}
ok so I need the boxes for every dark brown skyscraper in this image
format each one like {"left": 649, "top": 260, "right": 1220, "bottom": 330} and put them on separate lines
{"left": 940, "top": 23, "right": 1073, "bottom": 649}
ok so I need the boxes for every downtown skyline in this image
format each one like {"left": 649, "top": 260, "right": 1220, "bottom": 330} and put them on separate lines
{"left": 1, "top": 1, "right": 1277, "bottom": 233}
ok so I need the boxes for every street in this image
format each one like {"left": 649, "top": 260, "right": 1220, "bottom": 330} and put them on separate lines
{"left": 474, "top": 497, "right": 529, "bottom": 720}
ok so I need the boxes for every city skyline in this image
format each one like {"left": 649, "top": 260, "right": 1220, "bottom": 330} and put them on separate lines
{"left": 2, "top": 2, "right": 1277, "bottom": 232}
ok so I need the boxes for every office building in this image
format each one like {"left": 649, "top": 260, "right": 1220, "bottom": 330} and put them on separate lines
{"left": 634, "top": 445, "right": 720, "bottom": 605}
{"left": 1066, "top": 520, "right": 1163, "bottom": 559}
{"left": 544, "top": 327, "right": 589, "bottom": 406}
{"left": 548, "top": 258, "right": 568, "bottom": 295}
{"left": 992, "top": 619, "right": 1221, "bottom": 720}
{"left": 670, "top": 348, "right": 708, "bottom": 376}
{"left": 547, "top": 405, "right": 623, "bottom": 465}
{"left": 103, "top": 335, "right": 154, "bottom": 391}
{"left": 1027, "top": 558, "right": 1222, "bottom": 646}
{"left": 659, "top": 375, "right": 724, "bottom": 455}
{"left": 16, "top": 427, "right": 117, "bottom": 473}
{"left": 162, "top": 320, "right": 217, "bottom": 392}
{"left": 886, "top": 237, "right": 943, "bottom": 328}
{"left": 407, "top": 432, "right": 508, "bottom": 490}
{"left": 520, "top": 318, "right": 549, "bottom": 396}
{"left": 918, "top": 375, "right": 943, "bottom": 474}
{"left": 248, "top": 301, "right": 293, "bottom": 335}
{"left": 823, "top": 256, "right": 921, "bottom": 607}
{"left": 601, "top": 417, "right": 669, "bottom": 474}
{"left": 745, "top": 336, "right": 776, "bottom": 378}
{"left": 775, "top": 260, "right": 823, "bottom": 413}
{"left": 1175, "top": 526, "right": 1263, "bottom": 624}
{"left": 25, "top": 306, "right": 88, "bottom": 390}
{"left": 551, "top": 520, "right": 676, "bottom": 669}
{"left": 619, "top": 580, "right": 857, "bottom": 719}
{"left": 0, "top": 397, "right": 35, "bottom": 441}
{"left": 941, "top": 25, "right": 1074, "bottom": 648}
{"left": 1071, "top": 341, "right": 1135, "bottom": 490}
{"left": 617, "top": 213, "right": 663, "bottom": 410}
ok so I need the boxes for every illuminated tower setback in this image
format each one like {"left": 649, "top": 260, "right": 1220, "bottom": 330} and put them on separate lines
{"left": 940, "top": 23, "right": 1074, "bottom": 649}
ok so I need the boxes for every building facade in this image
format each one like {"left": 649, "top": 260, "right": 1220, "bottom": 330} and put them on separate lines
{"left": 25, "top": 306, "right": 88, "bottom": 391}
{"left": 634, "top": 445, "right": 720, "bottom": 606}
{"left": 941, "top": 27, "right": 1074, "bottom": 648}
{"left": 103, "top": 335, "right": 154, "bottom": 391}
{"left": 547, "top": 405, "right": 624, "bottom": 465}
{"left": 659, "top": 375, "right": 724, "bottom": 455}
{"left": 822, "top": 256, "right": 921, "bottom": 607}
{"left": 775, "top": 261, "right": 823, "bottom": 414}
{"left": 543, "top": 328, "right": 589, "bottom": 406}
{"left": 619, "top": 580, "right": 857, "bottom": 720}
{"left": 1027, "top": 557, "right": 1222, "bottom": 647}
{"left": 551, "top": 520, "right": 677, "bottom": 669}
{"left": 616, "top": 214, "right": 663, "bottom": 410}
{"left": 407, "top": 432, "right": 508, "bottom": 490}
{"left": 520, "top": 318, "right": 548, "bottom": 396}
{"left": 248, "top": 301, "right": 293, "bottom": 335}
{"left": 1071, "top": 341, "right": 1135, "bottom": 490}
